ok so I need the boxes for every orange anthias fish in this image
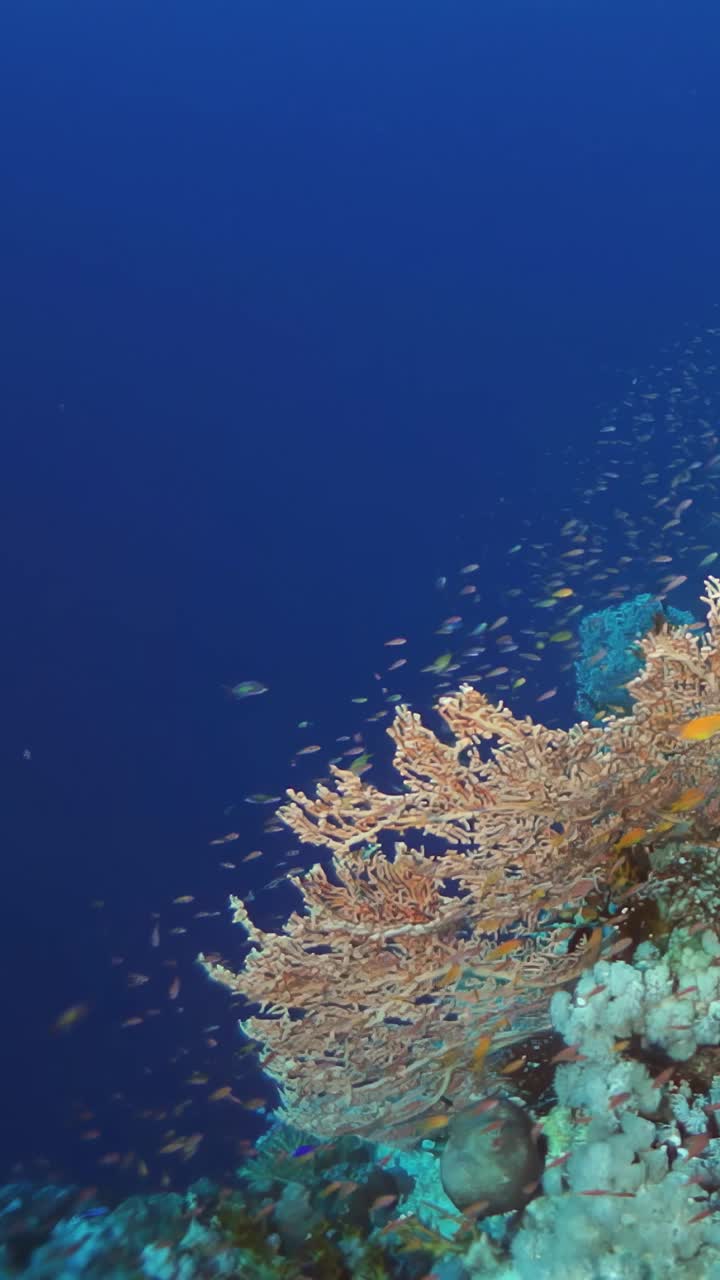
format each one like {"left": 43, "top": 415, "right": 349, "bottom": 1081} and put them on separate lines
{"left": 471, "top": 1034, "right": 493, "bottom": 1070}
{"left": 500, "top": 1055, "right": 527, "bottom": 1075}
{"left": 485, "top": 938, "right": 523, "bottom": 961}
{"left": 677, "top": 713, "right": 720, "bottom": 742}
{"left": 668, "top": 787, "right": 706, "bottom": 812}
{"left": 613, "top": 826, "right": 648, "bottom": 851}
{"left": 435, "top": 962, "right": 463, "bottom": 988}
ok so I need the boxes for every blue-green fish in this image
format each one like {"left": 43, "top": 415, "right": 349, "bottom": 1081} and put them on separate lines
{"left": 226, "top": 680, "right": 268, "bottom": 700}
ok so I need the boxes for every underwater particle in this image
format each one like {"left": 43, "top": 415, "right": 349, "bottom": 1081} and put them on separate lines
{"left": 226, "top": 681, "right": 268, "bottom": 700}
{"left": 440, "top": 1098, "right": 543, "bottom": 1217}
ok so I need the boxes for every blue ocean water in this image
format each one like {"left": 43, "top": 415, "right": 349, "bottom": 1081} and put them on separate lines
{"left": 2, "top": 0, "right": 720, "bottom": 1266}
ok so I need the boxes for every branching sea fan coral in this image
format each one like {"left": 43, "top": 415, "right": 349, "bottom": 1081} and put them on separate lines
{"left": 201, "top": 580, "right": 720, "bottom": 1140}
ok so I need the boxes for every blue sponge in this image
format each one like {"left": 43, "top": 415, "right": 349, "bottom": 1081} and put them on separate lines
{"left": 574, "top": 594, "right": 695, "bottom": 721}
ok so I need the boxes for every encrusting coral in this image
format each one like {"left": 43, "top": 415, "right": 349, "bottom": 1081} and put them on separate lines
{"left": 201, "top": 580, "right": 720, "bottom": 1141}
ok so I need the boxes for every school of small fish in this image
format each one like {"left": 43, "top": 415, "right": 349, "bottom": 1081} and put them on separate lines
{"left": 57, "top": 321, "right": 720, "bottom": 1193}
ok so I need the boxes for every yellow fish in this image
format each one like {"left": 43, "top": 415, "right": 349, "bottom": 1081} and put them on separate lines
{"left": 677, "top": 713, "right": 720, "bottom": 742}
{"left": 419, "top": 1113, "right": 451, "bottom": 1132}
{"left": 652, "top": 819, "right": 677, "bottom": 835}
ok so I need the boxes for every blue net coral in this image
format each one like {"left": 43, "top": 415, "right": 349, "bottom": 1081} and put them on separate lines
{"left": 201, "top": 580, "right": 720, "bottom": 1142}
{"left": 574, "top": 593, "right": 696, "bottom": 721}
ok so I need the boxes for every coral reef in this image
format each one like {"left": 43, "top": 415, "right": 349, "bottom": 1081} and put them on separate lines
{"left": 201, "top": 580, "right": 720, "bottom": 1141}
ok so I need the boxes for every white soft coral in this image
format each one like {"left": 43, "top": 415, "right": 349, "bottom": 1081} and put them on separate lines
{"left": 551, "top": 928, "right": 720, "bottom": 1071}
{"left": 505, "top": 928, "right": 720, "bottom": 1279}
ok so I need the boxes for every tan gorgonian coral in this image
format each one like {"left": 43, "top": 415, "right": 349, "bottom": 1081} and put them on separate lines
{"left": 200, "top": 579, "right": 720, "bottom": 1140}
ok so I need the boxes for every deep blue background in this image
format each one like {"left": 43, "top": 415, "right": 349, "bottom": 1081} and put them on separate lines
{"left": 1, "top": 0, "right": 719, "bottom": 1188}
